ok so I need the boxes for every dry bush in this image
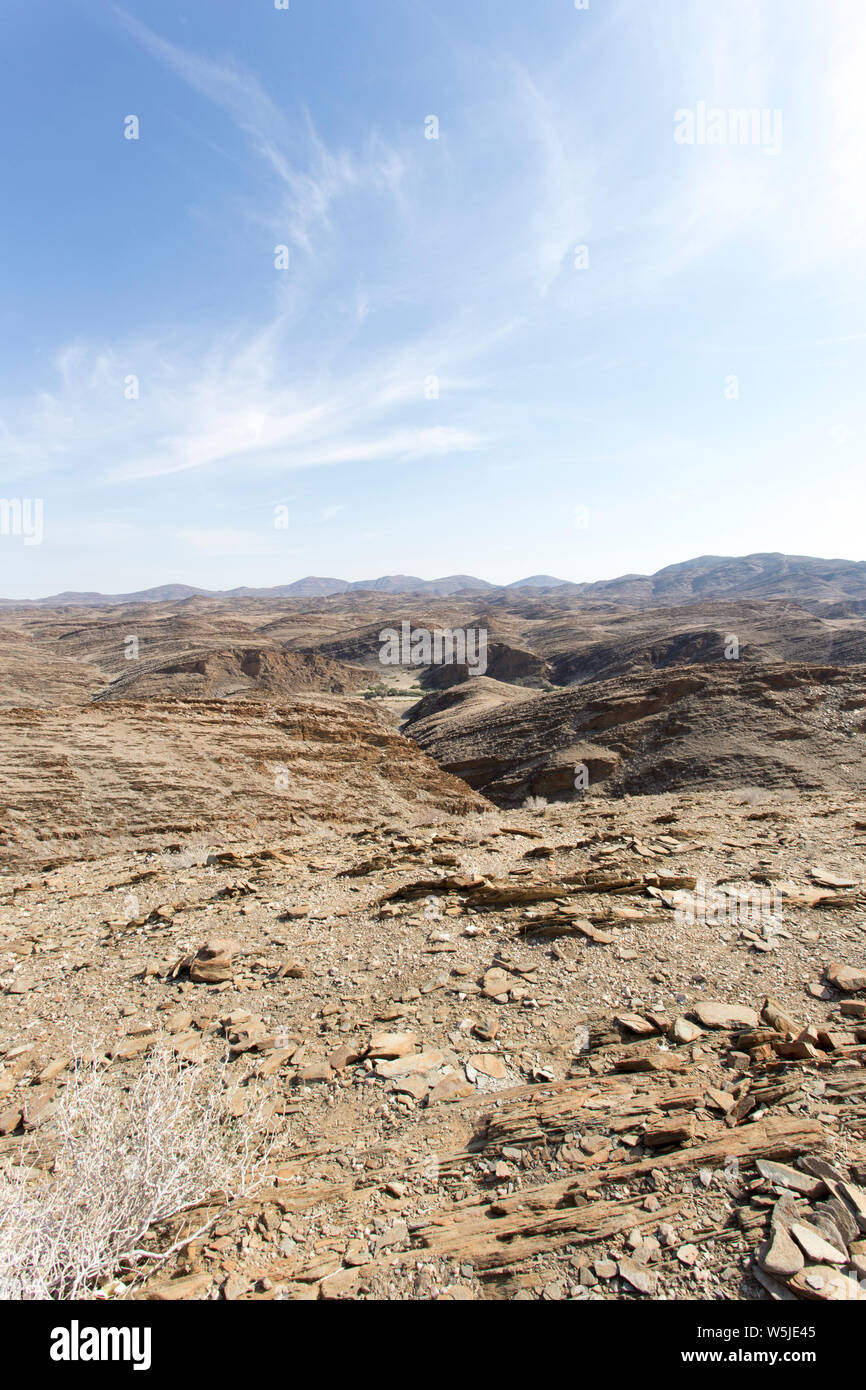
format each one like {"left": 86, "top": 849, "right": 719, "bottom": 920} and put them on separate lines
{"left": 163, "top": 836, "right": 213, "bottom": 870}
{"left": 0, "top": 1049, "right": 270, "bottom": 1300}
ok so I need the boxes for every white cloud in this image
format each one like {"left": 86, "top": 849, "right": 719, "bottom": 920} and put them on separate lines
{"left": 0, "top": 321, "right": 494, "bottom": 488}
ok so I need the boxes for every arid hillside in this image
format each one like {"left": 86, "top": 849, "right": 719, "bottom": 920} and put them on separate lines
{"left": 0, "top": 696, "right": 482, "bottom": 871}
{"left": 1, "top": 565, "right": 865, "bottom": 1306}
{"left": 405, "top": 664, "right": 866, "bottom": 804}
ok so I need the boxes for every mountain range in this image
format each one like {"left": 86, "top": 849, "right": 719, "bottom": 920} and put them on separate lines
{"left": 4, "top": 552, "right": 866, "bottom": 609}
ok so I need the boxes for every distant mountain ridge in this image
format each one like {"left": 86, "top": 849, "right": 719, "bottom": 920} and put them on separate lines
{"left": 3, "top": 553, "right": 866, "bottom": 609}
{"left": 0, "top": 573, "right": 545, "bottom": 607}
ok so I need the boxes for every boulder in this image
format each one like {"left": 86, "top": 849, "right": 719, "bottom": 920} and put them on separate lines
{"left": 190, "top": 938, "right": 237, "bottom": 984}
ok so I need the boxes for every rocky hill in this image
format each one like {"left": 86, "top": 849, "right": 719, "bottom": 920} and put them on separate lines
{"left": 96, "top": 648, "right": 369, "bottom": 703}
{"left": 0, "top": 696, "right": 484, "bottom": 871}
{"left": 406, "top": 664, "right": 866, "bottom": 804}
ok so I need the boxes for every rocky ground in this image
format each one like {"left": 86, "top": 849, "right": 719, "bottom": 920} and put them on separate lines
{"left": 2, "top": 787, "right": 864, "bottom": 1301}
{"left": 1, "top": 583, "right": 864, "bottom": 1302}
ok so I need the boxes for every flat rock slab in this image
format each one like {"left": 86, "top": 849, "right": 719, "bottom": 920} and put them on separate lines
{"left": 296, "top": 1062, "right": 334, "bottom": 1083}
{"left": 760, "top": 1225, "right": 804, "bottom": 1280}
{"left": 693, "top": 1001, "right": 760, "bottom": 1029}
{"left": 617, "top": 1258, "right": 657, "bottom": 1295}
{"left": 672, "top": 1017, "right": 704, "bottom": 1044}
{"left": 825, "top": 963, "right": 866, "bottom": 994}
{"left": 481, "top": 969, "right": 510, "bottom": 998}
{"left": 367, "top": 1031, "right": 417, "bottom": 1059}
{"left": 810, "top": 869, "right": 858, "bottom": 888}
{"left": 391, "top": 1073, "right": 430, "bottom": 1100}
{"left": 0, "top": 1106, "right": 22, "bottom": 1136}
{"left": 838, "top": 1182, "right": 866, "bottom": 1231}
{"left": 375, "top": 1050, "right": 444, "bottom": 1079}
{"left": 143, "top": 1272, "right": 212, "bottom": 1301}
{"left": 788, "top": 1265, "right": 866, "bottom": 1301}
{"left": 615, "top": 1051, "right": 686, "bottom": 1073}
{"left": 756, "top": 1160, "right": 826, "bottom": 1198}
{"left": 467, "top": 1053, "right": 508, "bottom": 1080}
{"left": 789, "top": 1221, "right": 846, "bottom": 1265}
{"left": 615, "top": 1013, "right": 658, "bottom": 1036}
{"left": 427, "top": 1074, "right": 475, "bottom": 1104}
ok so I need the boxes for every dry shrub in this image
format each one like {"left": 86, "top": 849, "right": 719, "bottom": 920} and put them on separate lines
{"left": 0, "top": 1048, "right": 270, "bottom": 1300}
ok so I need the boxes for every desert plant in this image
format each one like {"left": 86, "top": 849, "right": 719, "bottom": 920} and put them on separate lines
{"left": 0, "top": 1048, "right": 270, "bottom": 1300}
{"left": 164, "top": 836, "right": 212, "bottom": 869}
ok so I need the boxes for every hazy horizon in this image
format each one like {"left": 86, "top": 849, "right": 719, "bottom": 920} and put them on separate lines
{"left": 4, "top": 548, "right": 866, "bottom": 605}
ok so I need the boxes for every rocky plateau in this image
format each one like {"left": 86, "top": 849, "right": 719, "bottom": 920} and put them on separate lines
{"left": 0, "top": 552, "right": 864, "bottom": 1303}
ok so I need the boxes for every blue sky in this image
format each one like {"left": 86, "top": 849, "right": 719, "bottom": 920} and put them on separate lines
{"left": 2, "top": 0, "right": 866, "bottom": 597}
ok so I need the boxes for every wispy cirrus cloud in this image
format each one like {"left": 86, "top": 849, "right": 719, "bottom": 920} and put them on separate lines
{"left": 0, "top": 320, "right": 494, "bottom": 486}
{"left": 115, "top": 9, "right": 405, "bottom": 255}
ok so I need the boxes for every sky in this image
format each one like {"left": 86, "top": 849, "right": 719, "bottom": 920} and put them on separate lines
{"left": 1, "top": 0, "right": 866, "bottom": 598}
